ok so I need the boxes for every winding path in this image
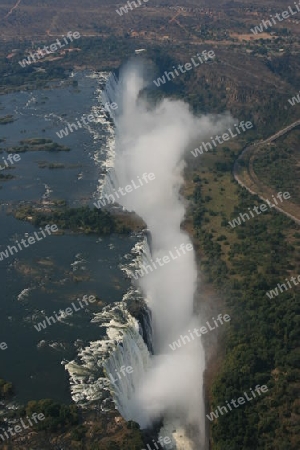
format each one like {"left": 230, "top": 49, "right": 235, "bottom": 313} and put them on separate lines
{"left": 233, "top": 119, "right": 300, "bottom": 225}
{"left": 4, "top": 0, "right": 22, "bottom": 19}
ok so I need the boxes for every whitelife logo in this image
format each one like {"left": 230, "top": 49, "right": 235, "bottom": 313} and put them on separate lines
{"left": 0, "top": 412, "right": 45, "bottom": 443}
{"left": 250, "top": 3, "right": 300, "bottom": 34}
{"left": 0, "top": 224, "right": 58, "bottom": 261}
{"left": 266, "top": 274, "right": 300, "bottom": 299}
{"left": 56, "top": 102, "right": 118, "bottom": 139}
{"left": 0, "top": 153, "right": 21, "bottom": 171}
{"left": 288, "top": 90, "right": 300, "bottom": 106}
{"left": 18, "top": 31, "right": 81, "bottom": 68}
{"left": 0, "top": 342, "right": 8, "bottom": 351}
{"left": 228, "top": 192, "right": 291, "bottom": 228}
{"left": 93, "top": 172, "right": 155, "bottom": 209}
{"left": 132, "top": 243, "right": 194, "bottom": 280}
{"left": 34, "top": 295, "right": 96, "bottom": 332}
{"left": 116, "top": 0, "right": 149, "bottom": 16}
{"left": 153, "top": 51, "right": 215, "bottom": 87}
{"left": 142, "top": 435, "right": 172, "bottom": 450}
{"left": 206, "top": 385, "right": 269, "bottom": 421}
{"left": 191, "top": 121, "right": 253, "bottom": 158}
{"left": 169, "top": 314, "right": 231, "bottom": 351}
{"left": 73, "top": 365, "right": 134, "bottom": 401}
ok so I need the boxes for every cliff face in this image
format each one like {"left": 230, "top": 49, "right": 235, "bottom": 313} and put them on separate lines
{"left": 178, "top": 49, "right": 299, "bottom": 137}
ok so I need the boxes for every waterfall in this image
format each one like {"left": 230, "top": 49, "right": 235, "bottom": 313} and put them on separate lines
{"left": 101, "top": 72, "right": 119, "bottom": 122}
{"left": 103, "top": 322, "right": 152, "bottom": 420}
{"left": 67, "top": 62, "right": 232, "bottom": 448}
{"left": 95, "top": 61, "right": 208, "bottom": 449}
{"left": 65, "top": 300, "right": 152, "bottom": 412}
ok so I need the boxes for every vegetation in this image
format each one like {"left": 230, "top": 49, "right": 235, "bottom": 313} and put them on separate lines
{"left": 0, "top": 40, "right": 70, "bottom": 94}
{"left": 0, "top": 173, "right": 14, "bottom": 180}
{"left": 37, "top": 161, "right": 66, "bottom": 169}
{"left": 253, "top": 128, "right": 300, "bottom": 203}
{"left": 13, "top": 203, "right": 142, "bottom": 235}
{"left": 37, "top": 161, "right": 82, "bottom": 169}
{"left": 19, "top": 399, "right": 79, "bottom": 432}
{"left": 7, "top": 138, "right": 70, "bottom": 153}
{"left": 188, "top": 146, "right": 300, "bottom": 449}
{"left": 1, "top": 1, "right": 300, "bottom": 447}
{"left": 0, "top": 380, "right": 145, "bottom": 449}
{"left": 0, "top": 114, "right": 14, "bottom": 124}
{"left": 0, "top": 378, "right": 14, "bottom": 398}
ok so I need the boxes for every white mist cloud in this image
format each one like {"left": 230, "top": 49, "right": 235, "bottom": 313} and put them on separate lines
{"left": 103, "top": 59, "right": 234, "bottom": 444}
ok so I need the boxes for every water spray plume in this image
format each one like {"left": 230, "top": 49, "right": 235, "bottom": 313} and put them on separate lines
{"left": 101, "top": 59, "right": 234, "bottom": 449}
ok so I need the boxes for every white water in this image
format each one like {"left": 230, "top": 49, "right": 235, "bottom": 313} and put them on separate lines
{"left": 95, "top": 59, "right": 233, "bottom": 449}
{"left": 64, "top": 71, "right": 153, "bottom": 417}
{"left": 65, "top": 65, "right": 232, "bottom": 449}
{"left": 103, "top": 322, "right": 152, "bottom": 420}
{"left": 65, "top": 302, "right": 151, "bottom": 409}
